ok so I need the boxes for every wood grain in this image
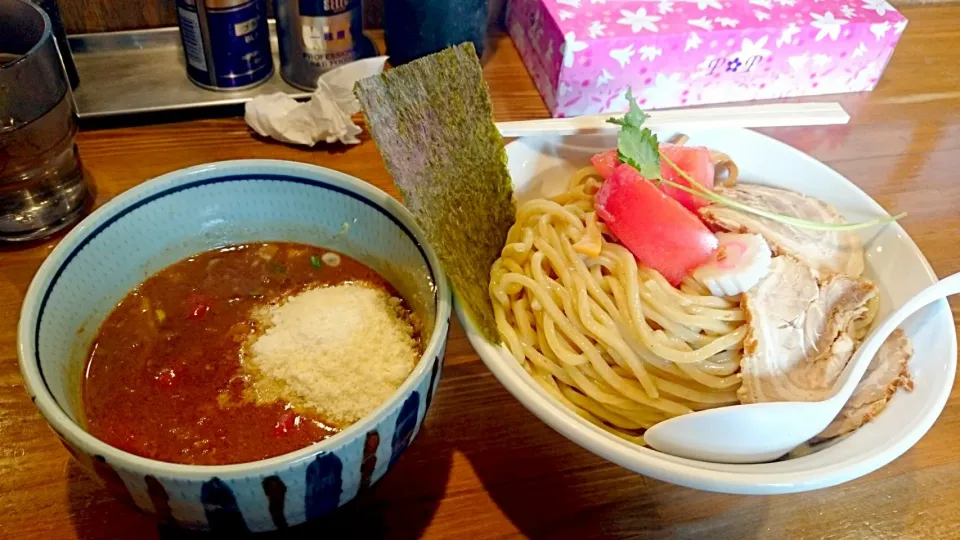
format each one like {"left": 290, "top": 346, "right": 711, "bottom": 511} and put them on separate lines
{"left": 2, "top": 6, "right": 960, "bottom": 539}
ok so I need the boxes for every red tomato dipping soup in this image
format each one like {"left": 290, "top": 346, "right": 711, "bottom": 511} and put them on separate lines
{"left": 82, "top": 242, "right": 423, "bottom": 465}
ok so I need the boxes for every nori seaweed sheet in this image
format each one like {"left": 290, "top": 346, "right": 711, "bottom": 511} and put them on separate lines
{"left": 355, "top": 42, "right": 515, "bottom": 342}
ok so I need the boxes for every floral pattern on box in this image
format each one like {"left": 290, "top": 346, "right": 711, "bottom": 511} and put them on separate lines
{"left": 506, "top": 0, "right": 907, "bottom": 117}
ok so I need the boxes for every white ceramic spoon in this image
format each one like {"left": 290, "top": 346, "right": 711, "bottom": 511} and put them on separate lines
{"left": 644, "top": 272, "right": 960, "bottom": 464}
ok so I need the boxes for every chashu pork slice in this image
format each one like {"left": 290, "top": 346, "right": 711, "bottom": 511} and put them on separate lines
{"left": 738, "top": 256, "right": 877, "bottom": 404}
{"left": 699, "top": 184, "right": 865, "bottom": 277}
{"left": 814, "top": 329, "right": 914, "bottom": 441}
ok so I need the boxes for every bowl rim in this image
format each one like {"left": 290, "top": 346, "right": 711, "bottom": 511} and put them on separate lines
{"left": 460, "top": 131, "right": 958, "bottom": 495}
{"left": 17, "top": 159, "right": 452, "bottom": 478}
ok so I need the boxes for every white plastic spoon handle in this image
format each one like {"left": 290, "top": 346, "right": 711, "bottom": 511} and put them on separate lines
{"left": 828, "top": 272, "right": 960, "bottom": 409}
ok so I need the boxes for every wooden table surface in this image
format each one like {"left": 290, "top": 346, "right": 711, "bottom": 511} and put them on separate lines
{"left": 3, "top": 6, "right": 960, "bottom": 539}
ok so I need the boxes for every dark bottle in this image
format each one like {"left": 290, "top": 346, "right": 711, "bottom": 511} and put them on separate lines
{"left": 30, "top": 0, "right": 79, "bottom": 89}
{"left": 384, "top": 0, "right": 487, "bottom": 66}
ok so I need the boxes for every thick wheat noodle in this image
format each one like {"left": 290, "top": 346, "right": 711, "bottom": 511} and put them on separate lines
{"left": 639, "top": 267, "right": 738, "bottom": 310}
{"left": 495, "top": 273, "right": 659, "bottom": 403}
{"left": 489, "top": 164, "right": 748, "bottom": 442}
{"left": 559, "top": 386, "right": 652, "bottom": 429}
{"left": 606, "top": 275, "right": 710, "bottom": 348}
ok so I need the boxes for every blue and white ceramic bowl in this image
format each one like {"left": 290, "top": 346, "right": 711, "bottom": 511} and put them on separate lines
{"left": 17, "top": 160, "right": 452, "bottom": 532}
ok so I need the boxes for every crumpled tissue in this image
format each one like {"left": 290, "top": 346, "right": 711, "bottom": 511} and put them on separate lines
{"left": 244, "top": 56, "right": 389, "bottom": 146}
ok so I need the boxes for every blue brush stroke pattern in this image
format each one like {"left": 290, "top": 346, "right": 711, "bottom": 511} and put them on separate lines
{"left": 92, "top": 455, "right": 131, "bottom": 499}
{"left": 390, "top": 392, "right": 420, "bottom": 467}
{"left": 424, "top": 356, "right": 441, "bottom": 414}
{"left": 145, "top": 475, "right": 174, "bottom": 524}
{"left": 360, "top": 430, "right": 380, "bottom": 490}
{"left": 201, "top": 477, "right": 249, "bottom": 534}
{"left": 262, "top": 475, "right": 289, "bottom": 529}
{"left": 305, "top": 453, "right": 344, "bottom": 521}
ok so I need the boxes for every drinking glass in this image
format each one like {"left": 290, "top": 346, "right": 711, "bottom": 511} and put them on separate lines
{"left": 0, "top": 0, "right": 88, "bottom": 242}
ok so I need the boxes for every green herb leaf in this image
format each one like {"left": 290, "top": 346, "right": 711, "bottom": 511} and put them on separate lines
{"left": 606, "top": 88, "right": 649, "bottom": 128}
{"left": 618, "top": 126, "right": 661, "bottom": 180}
{"left": 310, "top": 255, "right": 322, "bottom": 269}
{"left": 607, "top": 89, "right": 661, "bottom": 180}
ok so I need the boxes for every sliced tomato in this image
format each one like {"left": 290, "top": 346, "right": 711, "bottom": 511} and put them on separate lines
{"left": 658, "top": 144, "right": 715, "bottom": 212}
{"left": 593, "top": 146, "right": 715, "bottom": 211}
{"left": 591, "top": 150, "right": 620, "bottom": 179}
{"left": 595, "top": 163, "right": 718, "bottom": 285}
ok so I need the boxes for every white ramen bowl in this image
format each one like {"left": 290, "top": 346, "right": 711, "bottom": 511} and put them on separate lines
{"left": 460, "top": 130, "right": 957, "bottom": 495}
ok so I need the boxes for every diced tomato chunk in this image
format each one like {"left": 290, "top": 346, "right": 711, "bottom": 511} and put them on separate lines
{"left": 188, "top": 304, "right": 209, "bottom": 320}
{"left": 657, "top": 144, "right": 716, "bottom": 212}
{"left": 154, "top": 368, "right": 177, "bottom": 388}
{"left": 274, "top": 410, "right": 298, "bottom": 437}
{"left": 591, "top": 149, "right": 620, "bottom": 179}
{"left": 595, "top": 164, "right": 718, "bottom": 285}
{"left": 185, "top": 292, "right": 212, "bottom": 321}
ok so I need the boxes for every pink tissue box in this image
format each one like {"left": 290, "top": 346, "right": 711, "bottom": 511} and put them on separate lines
{"left": 506, "top": 0, "right": 907, "bottom": 117}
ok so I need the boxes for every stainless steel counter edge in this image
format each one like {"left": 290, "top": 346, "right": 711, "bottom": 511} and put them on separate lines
{"left": 68, "top": 20, "right": 316, "bottom": 119}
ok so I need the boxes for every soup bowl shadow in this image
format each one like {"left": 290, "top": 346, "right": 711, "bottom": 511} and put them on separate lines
{"left": 64, "top": 418, "right": 456, "bottom": 539}
{"left": 18, "top": 159, "right": 452, "bottom": 532}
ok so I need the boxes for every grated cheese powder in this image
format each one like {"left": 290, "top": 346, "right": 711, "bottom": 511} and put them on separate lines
{"left": 247, "top": 283, "right": 420, "bottom": 426}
